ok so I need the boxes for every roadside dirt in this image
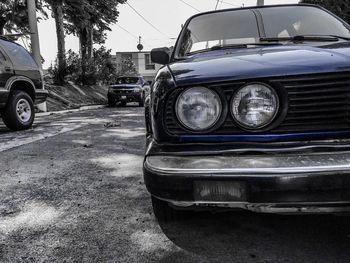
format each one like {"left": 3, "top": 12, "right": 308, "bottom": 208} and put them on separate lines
{"left": 44, "top": 83, "right": 108, "bottom": 112}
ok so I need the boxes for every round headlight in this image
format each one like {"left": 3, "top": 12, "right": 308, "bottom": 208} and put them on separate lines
{"left": 231, "top": 83, "right": 279, "bottom": 129}
{"left": 176, "top": 87, "right": 222, "bottom": 131}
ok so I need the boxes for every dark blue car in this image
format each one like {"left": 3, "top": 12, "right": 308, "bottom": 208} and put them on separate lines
{"left": 144, "top": 4, "right": 350, "bottom": 222}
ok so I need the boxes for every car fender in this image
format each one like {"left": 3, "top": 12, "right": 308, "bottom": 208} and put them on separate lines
{"left": 5, "top": 75, "right": 36, "bottom": 92}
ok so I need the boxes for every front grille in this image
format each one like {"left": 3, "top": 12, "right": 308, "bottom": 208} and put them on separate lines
{"left": 113, "top": 90, "right": 134, "bottom": 94}
{"left": 165, "top": 72, "right": 350, "bottom": 135}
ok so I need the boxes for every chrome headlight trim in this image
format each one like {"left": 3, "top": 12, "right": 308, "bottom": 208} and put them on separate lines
{"left": 231, "top": 83, "right": 280, "bottom": 130}
{"left": 175, "top": 86, "right": 223, "bottom": 132}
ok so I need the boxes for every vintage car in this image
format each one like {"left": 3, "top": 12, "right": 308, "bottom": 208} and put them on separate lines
{"left": 108, "top": 76, "right": 146, "bottom": 107}
{"left": 143, "top": 4, "right": 350, "bottom": 222}
{"left": 0, "top": 37, "right": 47, "bottom": 131}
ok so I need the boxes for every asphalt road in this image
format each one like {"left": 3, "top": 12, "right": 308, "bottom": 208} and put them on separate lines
{"left": 0, "top": 106, "right": 350, "bottom": 263}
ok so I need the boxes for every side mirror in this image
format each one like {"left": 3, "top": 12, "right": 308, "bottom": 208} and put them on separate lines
{"left": 151, "top": 47, "right": 170, "bottom": 65}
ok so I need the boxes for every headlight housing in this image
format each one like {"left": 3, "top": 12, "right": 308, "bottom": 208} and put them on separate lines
{"left": 176, "top": 87, "right": 222, "bottom": 131}
{"left": 231, "top": 83, "right": 279, "bottom": 130}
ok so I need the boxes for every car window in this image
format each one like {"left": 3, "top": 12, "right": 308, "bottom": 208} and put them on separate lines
{"left": 260, "top": 6, "right": 350, "bottom": 38}
{"left": 178, "top": 9, "right": 259, "bottom": 56}
{"left": 116, "top": 77, "right": 140, "bottom": 84}
{"left": 0, "top": 39, "right": 38, "bottom": 68}
{"left": 176, "top": 6, "right": 350, "bottom": 58}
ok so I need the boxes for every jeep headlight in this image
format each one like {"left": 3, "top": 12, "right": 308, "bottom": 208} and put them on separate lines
{"left": 231, "top": 83, "right": 279, "bottom": 129}
{"left": 176, "top": 87, "right": 222, "bottom": 131}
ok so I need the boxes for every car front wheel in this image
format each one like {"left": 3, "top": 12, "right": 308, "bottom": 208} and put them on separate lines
{"left": 1, "top": 90, "right": 35, "bottom": 131}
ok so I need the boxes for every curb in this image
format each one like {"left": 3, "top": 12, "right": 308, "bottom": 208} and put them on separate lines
{"left": 37, "top": 105, "right": 107, "bottom": 117}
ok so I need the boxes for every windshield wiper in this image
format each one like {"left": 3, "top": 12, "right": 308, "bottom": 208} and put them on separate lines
{"left": 187, "top": 42, "right": 283, "bottom": 55}
{"left": 327, "top": 35, "right": 350, "bottom": 41}
{"left": 260, "top": 35, "right": 340, "bottom": 43}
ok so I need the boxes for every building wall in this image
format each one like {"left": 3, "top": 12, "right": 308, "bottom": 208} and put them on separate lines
{"left": 113, "top": 51, "right": 162, "bottom": 82}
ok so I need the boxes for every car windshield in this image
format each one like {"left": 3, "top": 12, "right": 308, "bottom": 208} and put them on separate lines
{"left": 116, "top": 77, "right": 140, "bottom": 85}
{"left": 176, "top": 5, "right": 350, "bottom": 57}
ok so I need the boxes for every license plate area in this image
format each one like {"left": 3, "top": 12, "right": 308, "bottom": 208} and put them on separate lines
{"left": 121, "top": 96, "right": 127, "bottom": 100}
{"left": 194, "top": 181, "right": 247, "bottom": 202}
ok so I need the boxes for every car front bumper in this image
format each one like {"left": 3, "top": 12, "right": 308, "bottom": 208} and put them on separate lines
{"left": 144, "top": 151, "right": 350, "bottom": 214}
{"left": 108, "top": 91, "right": 142, "bottom": 102}
{"left": 0, "top": 89, "right": 9, "bottom": 108}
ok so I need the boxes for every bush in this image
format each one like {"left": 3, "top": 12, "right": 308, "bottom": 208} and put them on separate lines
{"left": 49, "top": 46, "right": 137, "bottom": 85}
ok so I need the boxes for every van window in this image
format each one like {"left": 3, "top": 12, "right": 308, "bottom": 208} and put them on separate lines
{"left": 0, "top": 39, "right": 37, "bottom": 67}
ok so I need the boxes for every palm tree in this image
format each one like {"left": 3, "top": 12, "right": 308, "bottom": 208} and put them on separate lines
{"left": 45, "top": 0, "right": 66, "bottom": 84}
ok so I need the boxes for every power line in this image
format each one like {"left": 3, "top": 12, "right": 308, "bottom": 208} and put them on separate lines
{"left": 215, "top": 0, "right": 220, "bottom": 10}
{"left": 211, "top": 0, "right": 240, "bottom": 8}
{"left": 115, "top": 23, "right": 139, "bottom": 40}
{"left": 126, "top": 2, "right": 169, "bottom": 38}
{"left": 178, "top": 0, "right": 201, "bottom": 12}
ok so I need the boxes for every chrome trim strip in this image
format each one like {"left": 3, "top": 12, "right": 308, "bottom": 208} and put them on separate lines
{"left": 154, "top": 196, "right": 350, "bottom": 214}
{"left": 145, "top": 152, "right": 350, "bottom": 176}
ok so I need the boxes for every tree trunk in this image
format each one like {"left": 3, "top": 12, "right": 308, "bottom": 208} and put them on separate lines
{"left": 0, "top": 20, "right": 5, "bottom": 35}
{"left": 87, "top": 24, "right": 93, "bottom": 59}
{"left": 79, "top": 28, "right": 88, "bottom": 85}
{"left": 52, "top": 0, "right": 66, "bottom": 85}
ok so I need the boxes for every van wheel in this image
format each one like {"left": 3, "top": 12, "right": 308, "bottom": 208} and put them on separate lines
{"left": 2, "top": 91, "right": 34, "bottom": 131}
{"left": 139, "top": 100, "right": 144, "bottom": 107}
{"left": 108, "top": 99, "right": 116, "bottom": 107}
{"left": 151, "top": 196, "right": 188, "bottom": 223}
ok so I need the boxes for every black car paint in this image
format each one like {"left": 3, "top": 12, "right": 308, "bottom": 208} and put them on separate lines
{"left": 144, "top": 5, "right": 350, "bottom": 214}
{"left": 0, "top": 38, "right": 47, "bottom": 109}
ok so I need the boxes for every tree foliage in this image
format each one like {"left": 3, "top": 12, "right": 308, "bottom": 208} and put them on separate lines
{"left": 302, "top": 0, "right": 350, "bottom": 23}
{"left": 49, "top": 46, "right": 133, "bottom": 85}
{"left": 0, "top": 0, "right": 47, "bottom": 35}
{"left": 116, "top": 58, "right": 137, "bottom": 77}
{"left": 63, "top": 0, "right": 126, "bottom": 84}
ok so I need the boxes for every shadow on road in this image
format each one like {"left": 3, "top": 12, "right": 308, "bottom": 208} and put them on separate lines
{"left": 158, "top": 211, "right": 350, "bottom": 262}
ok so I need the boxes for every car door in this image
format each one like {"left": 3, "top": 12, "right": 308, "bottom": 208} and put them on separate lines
{"left": 0, "top": 46, "right": 14, "bottom": 89}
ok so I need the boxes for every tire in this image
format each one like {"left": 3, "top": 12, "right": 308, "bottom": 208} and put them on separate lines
{"left": 139, "top": 100, "right": 144, "bottom": 107}
{"left": 108, "top": 99, "right": 116, "bottom": 107}
{"left": 1, "top": 90, "right": 35, "bottom": 131}
{"left": 151, "top": 196, "right": 188, "bottom": 223}
{"left": 121, "top": 101, "right": 127, "bottom": 107}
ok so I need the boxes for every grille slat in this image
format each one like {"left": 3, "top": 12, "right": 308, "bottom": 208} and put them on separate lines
{"left": 165, "top": 72, "right": 350, "bottom": 136}
{"left": 289, "top": 94, "right": 350, "bottom": 102}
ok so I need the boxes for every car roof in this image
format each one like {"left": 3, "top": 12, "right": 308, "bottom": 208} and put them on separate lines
{"left": 118, "top": 76, "right": 143, "bottom": 79}
{"left": 0, "top": 36, "right": 22, "bottom": 46}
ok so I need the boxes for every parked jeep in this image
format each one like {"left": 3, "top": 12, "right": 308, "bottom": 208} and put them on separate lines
{"left": 144, "top": 4, "right": 350, "bottom": 222}
{"left": 0, "top": 37, "right": 48, "bottom": 131}
{"left": 108, "top": 76, "right": 146, "bottom": 107}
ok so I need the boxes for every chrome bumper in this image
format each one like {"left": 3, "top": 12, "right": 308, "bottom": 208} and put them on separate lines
{"left": 145, "top": 152, "right": 350, "bottom": 176}
{"left": 144, "top": 152, "right": 350, "bottom": 213}
{"left": 162, "top": 198, "right": 350, "bottom": 214}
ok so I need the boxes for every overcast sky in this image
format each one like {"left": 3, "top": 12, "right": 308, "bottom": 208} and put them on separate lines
{"left": 37, "top": 0, "right": 299, "bottom": 68}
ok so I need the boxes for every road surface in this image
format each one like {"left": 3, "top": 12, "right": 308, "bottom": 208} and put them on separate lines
{"left": 0, "top": 107, "right": 350, "bottom": 262}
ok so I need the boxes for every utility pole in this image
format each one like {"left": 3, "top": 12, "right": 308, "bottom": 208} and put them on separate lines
{"left": 27, "top": 0, "right": 47, "bottom": 112}
{"left": 257, "top": 0, "right": 264, "bottom": 6}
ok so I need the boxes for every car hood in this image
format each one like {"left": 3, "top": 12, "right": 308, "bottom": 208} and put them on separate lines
{"left": 169, "top": 44, "right": 350, "bottom": 86}
{"left": 110, "top": 84, "right": 142, "bottom": 89}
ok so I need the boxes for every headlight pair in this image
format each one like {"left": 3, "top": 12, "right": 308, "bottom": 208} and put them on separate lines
{"left": 176, "top": 84, "right": 279, "bottom": 132}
